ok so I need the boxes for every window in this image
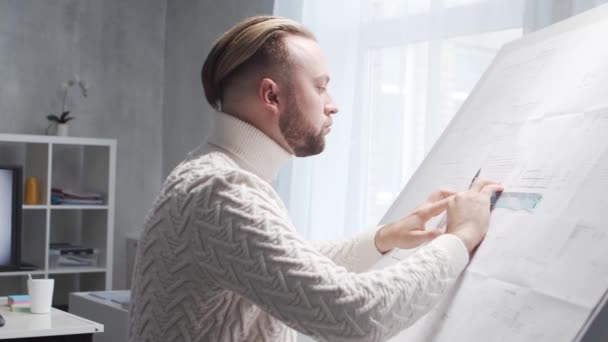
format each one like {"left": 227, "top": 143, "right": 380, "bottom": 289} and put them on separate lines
{"left": 275, "top": 0, "right": 524, "bottom": 240}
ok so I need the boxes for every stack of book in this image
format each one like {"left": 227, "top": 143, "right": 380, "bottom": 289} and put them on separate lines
{"left": 8, "top": 295, "right": 30, "bottom": 312}
{"left": 49, "top": 243, "right": 99, "bottom": 268}
{"left": 51, "top": 188, "right": 103, "bottom": 205}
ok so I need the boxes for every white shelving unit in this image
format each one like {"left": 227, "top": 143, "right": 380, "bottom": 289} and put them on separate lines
{"left": 0, "top": 133, "right": 116, "bottom": 306}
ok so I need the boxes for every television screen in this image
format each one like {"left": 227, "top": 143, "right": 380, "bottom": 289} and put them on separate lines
{"left": 0, "top": 168, "right": 14, "bottom": 265}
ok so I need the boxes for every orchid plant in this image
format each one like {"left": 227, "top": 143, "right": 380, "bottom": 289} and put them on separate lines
{"left": 46, "top": 75, "right": 89, "bottom": 125}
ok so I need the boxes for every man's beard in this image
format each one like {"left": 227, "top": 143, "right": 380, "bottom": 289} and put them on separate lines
{"left": 279, "top": 99, "right": 326, "bottom": 157}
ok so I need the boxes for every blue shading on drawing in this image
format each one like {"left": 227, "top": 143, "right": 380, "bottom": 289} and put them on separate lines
{"left": 492, "top": 192, "right": 543, "bottom": 211}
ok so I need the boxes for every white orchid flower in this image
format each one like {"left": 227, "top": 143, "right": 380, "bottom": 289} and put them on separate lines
{"left": 78, "top": 80, "right": 89, "bottom": 97}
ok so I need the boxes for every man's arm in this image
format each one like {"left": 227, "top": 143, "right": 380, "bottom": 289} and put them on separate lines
{"left": 310, "top": 230, "right": 384, "bottom": 273}
{"left": 309, "top": 190, "right": 461, "bottom": 273}
{"left": 188, "top": 169, "right": 469, "bottom": 342}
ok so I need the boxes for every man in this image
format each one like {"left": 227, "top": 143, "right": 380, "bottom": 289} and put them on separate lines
{"left": 129, "top": 16, "right": 503, "bottom": 342}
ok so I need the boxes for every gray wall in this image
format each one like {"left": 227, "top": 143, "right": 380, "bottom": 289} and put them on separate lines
{"left": 0, "top": 0, "right": 275, "bottom": 290}
{"left": 162, "top": 0, "right": 274, "bottom": 176}
{"left": 0, "top": 0, "right": 166, "bottom": 289}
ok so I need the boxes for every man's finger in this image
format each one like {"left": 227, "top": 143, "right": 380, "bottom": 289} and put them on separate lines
{"left": 480, "top": 183, "right": 504, "bottom": 197}
{"left": 428, "top": 189, "right": 457, "bottom": 202}
{"left": 470, "top": 178, "right": 500, "bottom": 192}
{"left": 416, "top": 197, "right": 450, "bottom": 220}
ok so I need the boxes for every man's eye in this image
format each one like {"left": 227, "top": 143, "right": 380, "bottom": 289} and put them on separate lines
{"left": 317, "top": 86, "right": 327, "bottom": 92}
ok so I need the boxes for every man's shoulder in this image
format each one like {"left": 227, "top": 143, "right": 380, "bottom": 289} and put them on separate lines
{"left": 167, "top": 152, "right": 269, "bottom": 196}
{"left": 144, "top": 152, "right": 287, "bottom": 236}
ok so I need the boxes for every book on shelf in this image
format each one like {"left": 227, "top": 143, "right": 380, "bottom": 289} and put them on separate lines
{"left": 51, "top": 188, "right": 104, "bottom": 205}
{"left": 52, "top": 198, "right": 104, "bottom": 205}
{"left": 50, "top": 243, "right": 97, "bottom": 255}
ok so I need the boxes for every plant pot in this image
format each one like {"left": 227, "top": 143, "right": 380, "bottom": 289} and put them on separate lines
{"left": 56, "top": 123, "right": 69, "bottom": 136}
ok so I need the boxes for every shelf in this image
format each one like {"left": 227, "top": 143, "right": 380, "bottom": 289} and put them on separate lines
{"left": 50, "top": 205, "right": 109, "bottom": 210}
{"left": 0, "top": 270, "right": 46, "bottom": 277}
{"left": 48, "top": 267, "right": 107, "bottom": 275}
{"left": 0, "top": 134, "right": 115, "bottom": 301}
{"left": 22, "top": 205, "right": 110, "bottom": 210}
{"left": 0, "top": 268, "right": 107, "bottom": 276}
{"left": 0, "top": 133, "right": 116, "bottom": 147}
{"left": 22, "top": 205, "right": 47, "bottom": 210}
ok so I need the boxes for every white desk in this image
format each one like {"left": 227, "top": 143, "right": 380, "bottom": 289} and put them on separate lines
{"left": 0, "top": 297, "right": 103, "bottom": 341}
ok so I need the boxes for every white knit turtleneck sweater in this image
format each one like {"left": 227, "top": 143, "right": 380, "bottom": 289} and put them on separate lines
{"left": 128, "top": 112, "right": 469, "bottom": 342}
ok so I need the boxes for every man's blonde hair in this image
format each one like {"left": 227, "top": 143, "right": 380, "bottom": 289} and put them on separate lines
{"left": 201, "top": 16, "right": 315, "bottom": 110}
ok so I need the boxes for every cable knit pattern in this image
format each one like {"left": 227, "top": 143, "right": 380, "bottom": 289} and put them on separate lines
{"left": 129, "top": 112, "right": 469, "bottom": 342}
{"left": 310, "top": 233, "right": 384, "bottom": 273}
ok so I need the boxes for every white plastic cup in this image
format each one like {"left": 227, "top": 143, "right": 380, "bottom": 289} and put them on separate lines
{"left": 27, "top": 278, "right": 54, "bottom": 314}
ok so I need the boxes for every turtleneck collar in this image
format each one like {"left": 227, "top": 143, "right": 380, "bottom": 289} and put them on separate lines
{"left": 206, "top": 111, "right": 293, "bottom": 182}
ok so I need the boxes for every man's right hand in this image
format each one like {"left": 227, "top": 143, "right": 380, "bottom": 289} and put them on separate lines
{"left": 446, "top": 178, "right": 504, "bottom": 253}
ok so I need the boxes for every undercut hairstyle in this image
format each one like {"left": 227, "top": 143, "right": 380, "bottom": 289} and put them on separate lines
{"left": 201, "top": 15, "right": 315, "bottom": 110}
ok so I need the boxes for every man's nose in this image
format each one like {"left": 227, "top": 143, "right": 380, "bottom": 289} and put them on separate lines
{"left": 325, "top": 95, "right": 339, "bottom": 116}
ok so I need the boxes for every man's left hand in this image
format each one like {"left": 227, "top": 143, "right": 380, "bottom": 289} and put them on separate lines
{"left": 374, "top": 189, "right": 456, "bottom": 253}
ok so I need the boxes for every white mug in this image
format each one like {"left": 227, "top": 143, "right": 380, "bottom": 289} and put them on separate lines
{"left": 27, "top": 278, "right": 54, "bottom": 314}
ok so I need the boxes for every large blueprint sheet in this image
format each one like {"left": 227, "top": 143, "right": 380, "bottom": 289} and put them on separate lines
{"left": 373, "top": 4, "right": 608, "bottom": 341}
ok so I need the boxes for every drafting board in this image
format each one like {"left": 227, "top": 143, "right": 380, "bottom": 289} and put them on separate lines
{"left": 373, "top": 4, "right": 608, "bottom": 341}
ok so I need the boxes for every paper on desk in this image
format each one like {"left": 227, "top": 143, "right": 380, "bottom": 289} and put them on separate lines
{"left": 89, "top": 290, "right": 130, "bottom": 308}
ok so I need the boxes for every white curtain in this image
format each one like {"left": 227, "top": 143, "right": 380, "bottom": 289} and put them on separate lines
{"left": 272, "top": 0, "right": 608, "bottom": 243}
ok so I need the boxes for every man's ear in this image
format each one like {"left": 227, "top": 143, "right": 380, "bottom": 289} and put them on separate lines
{"left": 258, "top": 78, "right": 280, "bottom": 114}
